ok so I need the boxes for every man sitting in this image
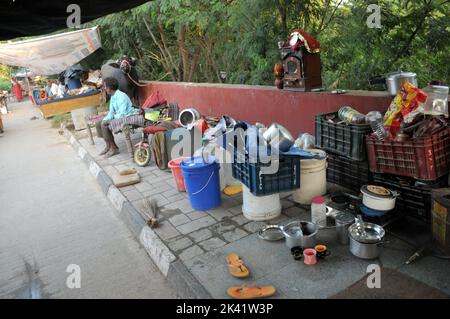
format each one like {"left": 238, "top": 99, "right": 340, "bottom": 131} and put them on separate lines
{"left": 45, "top": 79, "right": 58, "bottom": 99}
{"left": 95, "top": 77, "right": 139, "bottom": 158}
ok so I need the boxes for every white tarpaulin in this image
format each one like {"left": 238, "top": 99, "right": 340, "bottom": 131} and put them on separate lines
{"left": 0, "top": 26, "right": 101, "bottom": 75}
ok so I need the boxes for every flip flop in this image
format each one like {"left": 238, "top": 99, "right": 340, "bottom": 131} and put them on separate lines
{"left": 223, "top": 185, "right": 243, "bottom": 196}
{"left": 227, "top": 286, "right": 276, "bottom": 299}
{"left": 226, "top": 253, "right": 249, "bottom": 278}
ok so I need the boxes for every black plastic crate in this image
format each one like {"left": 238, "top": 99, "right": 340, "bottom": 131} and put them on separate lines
{"left": 372, "top": 174, "right": 449, "bottom": 223}
{"left": 327, "top": 152, "right": 371, "bottom": 192}
{"left": 232, "top": 150, "right": 301, "bottom": 196}
{"left": 315, "top": 112, "right": 372, "bottom": 161}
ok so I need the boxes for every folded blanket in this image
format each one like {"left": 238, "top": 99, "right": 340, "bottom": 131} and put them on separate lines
{"left": 109, "top": 114, "right": 145, "bottom": 134}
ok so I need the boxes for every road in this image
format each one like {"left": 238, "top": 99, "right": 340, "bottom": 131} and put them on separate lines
{"left": 0, "top": 101, "right": 176, "bottom": 298}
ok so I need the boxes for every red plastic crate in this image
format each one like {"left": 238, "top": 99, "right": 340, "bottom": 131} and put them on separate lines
{"left": 366, "top": 128, "right": 450, "bottom": 181}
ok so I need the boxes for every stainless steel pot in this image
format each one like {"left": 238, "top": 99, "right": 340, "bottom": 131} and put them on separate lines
{"left": 335, "top": 212, "right": 356, "bottom": 245}
{"left": 386, "top": 71, "right": 417, "bottom": 96}
{"left": 263, "top": 123, "right": 294, "bottom": 152}
{"left": 281, "top": 221, "right": 318, "bottom": 249}
{"left": 178, "top": 108, "right": 201, "bottom": 129}
{"left": 348, "top": 221, "right": 386, "bottom": 259}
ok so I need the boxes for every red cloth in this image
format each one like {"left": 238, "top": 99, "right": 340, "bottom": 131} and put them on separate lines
{"left": 143, "top": 126, "right": 168, "bottom": 134}
{"left": 142, "top": 91, "right": 167, "bottom": 109}
{"left": 287, "top": 29, "right": 320, "bottom": 53}
{"left": 11, "top": 78, "right": 23, "bottom": 102}
{"left": 194, "top": 119, "right": 208, "bottom": 134}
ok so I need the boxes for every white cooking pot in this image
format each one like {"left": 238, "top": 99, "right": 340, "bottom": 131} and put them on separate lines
{"left": 360, "top": 185, "right": 399, "bottom": 211}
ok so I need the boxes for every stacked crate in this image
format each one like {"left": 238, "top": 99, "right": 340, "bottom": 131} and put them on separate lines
{"left": 366, "top": 127, "right": 450, "bottom": 222}
{"left": 371, "top": 173, "right": 448, "bottom": 223}
{"left": 232, "top": 149, "right": 301, "bottom": 196}
{"left": 230, "top": 131, "right": 301, "bottom": 196}
{"left": 315, "top": 111, "right": 372, "bottom": 193}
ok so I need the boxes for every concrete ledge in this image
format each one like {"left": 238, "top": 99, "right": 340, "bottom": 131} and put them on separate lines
{"left": 82, "top": 152, "right": 94, "bottom": 166}
{"left": 97, "top": 171, "right": 113, "bottom": 196}
{"left": 140, "top": 226, "right": 176, "bottom": 277}
{"left": 61, "top": 124, "right": 208, "bottom": 298}
{"left": 107, "top": 186, "right": 126, "bottom": 211}
{"left": 120, "top": 201, "right": 146, "bottom": 238}
{"left": 89, "top": 161, "right": 101, "bottom": 179}
{"left": 167, "top": 260, "right": 212, "bottom": 299}
{"left": 140, "top": 81, "right": 392, "bottom": 135}
{"left": 77, "top": 146, "right": 87, "bottom": 160}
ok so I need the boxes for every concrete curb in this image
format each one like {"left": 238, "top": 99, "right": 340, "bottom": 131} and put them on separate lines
{"left": 61, "top": 125, "right": 212, "bottom": 298}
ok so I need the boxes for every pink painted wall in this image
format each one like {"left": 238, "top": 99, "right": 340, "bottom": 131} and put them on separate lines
{"left": 139, "top": 82, "right": 392, "bottom": 136}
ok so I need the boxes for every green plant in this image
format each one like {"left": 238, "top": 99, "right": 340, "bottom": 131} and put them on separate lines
{"left": 0, "top": 79, "right": 11, "bottom": 92}
{"left": 50, "top": 113, "right": 73, "bottom": 128}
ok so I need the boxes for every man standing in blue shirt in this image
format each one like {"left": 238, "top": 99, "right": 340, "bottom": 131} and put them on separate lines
{"left": 96, "top": 77, "right": 139, "bottom": 158}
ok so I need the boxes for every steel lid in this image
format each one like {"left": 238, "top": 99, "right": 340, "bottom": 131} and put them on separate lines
{"left": 361, "top": 185, "right": 393, "bottom": 199}
{"left": 348, "top": 222, "right": 385, "bottom": 244}
{"left": 390, "top": 71, "right": 417, "bottom": 78}
{"left": 335, "top": 212, "right": 355, "bottom": 224}
{"left": 258, "top": 225, "right": 285, "bottom": 241}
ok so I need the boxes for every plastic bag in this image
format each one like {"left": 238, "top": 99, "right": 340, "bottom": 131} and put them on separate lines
{"left": 384, "top": 82, "right": 427, "bottom": 137}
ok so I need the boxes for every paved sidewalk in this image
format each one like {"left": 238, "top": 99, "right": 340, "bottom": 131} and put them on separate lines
{"left": 0, "top": 101, "right": 176, "bottom": 299}
{"left": 76, "top": 123, "right": 450, "bottom": 299}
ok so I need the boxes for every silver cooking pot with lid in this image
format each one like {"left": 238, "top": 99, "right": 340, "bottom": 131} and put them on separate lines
{"left": 386, "top": 71, "right": 418, "bottom": 96}
{"left": 348, "top": 221, "right": 386, "bottom": 259}
{"left": 349, "top": 222, "right": 385, "bottom": 244}
{"left": 369, "top": 70, "right": 418, "bottom": 96}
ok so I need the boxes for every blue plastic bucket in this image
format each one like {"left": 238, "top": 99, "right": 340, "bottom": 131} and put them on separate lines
{"left": 181, "top": 156, "right": 221, "bottom": 210}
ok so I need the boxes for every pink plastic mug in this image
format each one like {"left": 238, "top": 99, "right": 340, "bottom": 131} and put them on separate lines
{"left": 303, "top": 248, "right": 317, "bottom": 265}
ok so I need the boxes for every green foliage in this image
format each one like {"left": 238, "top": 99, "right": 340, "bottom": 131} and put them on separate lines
{"left": 50, "top": 113, "right": 73, "bottom": 128}
{"left": 0, "top": 64, "right": 12, "bottom": 80}
{"left": 80, "top": 0, "right": 449, "bottom": 89}
{"left": 0, "top": 79, "right": 11, "bottom": 92}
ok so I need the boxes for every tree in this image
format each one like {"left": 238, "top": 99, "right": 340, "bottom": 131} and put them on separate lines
{"left": 78, "top": 0, "right": 449, "bottom": 89}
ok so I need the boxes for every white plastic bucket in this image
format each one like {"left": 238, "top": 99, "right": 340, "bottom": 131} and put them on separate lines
{"left": 242, "top": 185, "right": 281, "bottom": 221}
{"left": 293, "top": 149, "right": 327, "bottom": 205}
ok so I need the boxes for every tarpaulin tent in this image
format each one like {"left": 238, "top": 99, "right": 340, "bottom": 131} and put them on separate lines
{"left": 0, "top": 27, "right": 102, "bottom": 76}
{"left": 11, "top": 68, "right": 33, "bottom": 78}
{"left": 0, "top": 0, "right": 149, "bottom": 41}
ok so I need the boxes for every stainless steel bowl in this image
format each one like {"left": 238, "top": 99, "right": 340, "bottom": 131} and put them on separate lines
{"left": 281, "top": 221, "right": 318, "bottom": 249}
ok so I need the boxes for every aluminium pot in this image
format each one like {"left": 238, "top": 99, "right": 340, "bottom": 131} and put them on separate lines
{"left": 369, "top": 71, "right": 418, "bottom": 96}
{"left": 360, "top": 185, "right": 398, "bottom": 211}
{"left": 348, "top": 221, "right": 386, "bottom": 259}
{"left": 178, "top": 108, "right": 201, "bottom": 129}
{"left": 263, "top": 123, "right": 294, "bottom": 152}
{"left": 281, "top": 221, "right": 318, "bottom": 249}
{"left": 386, "top": 71, "right": 418, "bottom": 96}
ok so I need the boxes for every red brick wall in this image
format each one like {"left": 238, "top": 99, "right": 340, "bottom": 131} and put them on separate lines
{"left": 139, "top": 82, "right": 392, "bottom": 136}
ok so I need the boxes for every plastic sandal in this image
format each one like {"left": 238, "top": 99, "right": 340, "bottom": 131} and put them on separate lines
{"left": 227, "top": 286, "right": 276, "bottom": 299}
{"left": 226, "top": 253, "right": 249, "bottom": 278}
{"left": 223, "top": 185, "right": 243, "bottom": 196}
